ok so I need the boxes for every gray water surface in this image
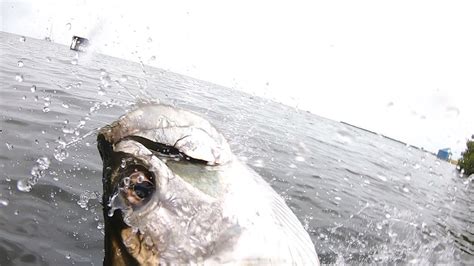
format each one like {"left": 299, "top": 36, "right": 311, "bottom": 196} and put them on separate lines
{"left": 0, "top": 32, "right": 472, "bottom": 265}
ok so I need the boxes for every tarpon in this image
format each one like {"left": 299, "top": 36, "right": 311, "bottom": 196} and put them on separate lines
{"left": 97, "top": 104, "right": 319, "bottom": 265}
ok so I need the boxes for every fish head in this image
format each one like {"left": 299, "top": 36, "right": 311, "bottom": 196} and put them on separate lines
{"left": 97, "top": 104, "right": 234, "bottom": 264}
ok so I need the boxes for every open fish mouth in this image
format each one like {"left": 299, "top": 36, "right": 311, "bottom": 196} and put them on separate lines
{"left": 97, "top": 103, "right": 319, "bottom": 265}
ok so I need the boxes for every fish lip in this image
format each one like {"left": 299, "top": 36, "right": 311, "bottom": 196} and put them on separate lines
{"left": 97, "top": 134, "right": 140, "bottom": 265}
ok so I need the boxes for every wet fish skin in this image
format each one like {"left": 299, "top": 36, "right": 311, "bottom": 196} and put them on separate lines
{"left": 97, "top": 104, "right": 319, "bottom": 265}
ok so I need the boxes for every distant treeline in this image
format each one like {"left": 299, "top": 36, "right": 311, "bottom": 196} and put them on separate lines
{"left": 459, "top": 140, "right": 474, "bottom": 176}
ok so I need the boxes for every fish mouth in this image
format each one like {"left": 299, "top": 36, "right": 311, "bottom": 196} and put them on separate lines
{"left": 97, "top": 134, "right": 145, "bottom": 266}
{"left": 97, "top": 104, "right": 233, "bottom": 265}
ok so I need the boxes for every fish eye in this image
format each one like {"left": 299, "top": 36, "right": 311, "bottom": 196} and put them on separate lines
{"left": 133, "top": 181, "right": 153, "bottom": 199}
{"left": 120, "top": 165, "right": 155, "bottom": 207}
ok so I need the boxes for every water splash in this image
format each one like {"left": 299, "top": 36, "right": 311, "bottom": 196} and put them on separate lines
{"left": 53, "top": 144, "right": 69, "bottom": 161}
{"left": 17, "top": 157, "right": 51, "bottom": 192}
{"left": 77, "top": 190, "right": 100, "bottom": 209}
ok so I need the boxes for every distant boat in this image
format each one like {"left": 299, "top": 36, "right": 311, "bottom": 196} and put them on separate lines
{"left": 70, "top": 36, "right": 89, "bottom": 52}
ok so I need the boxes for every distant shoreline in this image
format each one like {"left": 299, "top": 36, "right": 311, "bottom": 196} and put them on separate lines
{"left": 340, "top": 121, "right": 437, "bottom": 156}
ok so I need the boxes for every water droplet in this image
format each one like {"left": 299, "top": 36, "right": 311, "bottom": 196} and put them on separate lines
{"left": 71, "top": 59, "right": 78, "bottom": 65}
{"left": 34, "top": 139, "right": 39, "bottom": 144}
{"left": 14, "top": 210, "right": 19, "bottom": 215}
{"left": 147, "top": 37, "right": 153, "bottom": 43}
{"left": 295, "top": 156, "right": 305, "bottom": 162}
{"left": 65, "top": 22, "right": 72, "bottom": 30}
{"left": 61, "top": 102, "right": 70, "bottom": 109}
{"left": 377, "top": 174, "right": 388, "bottom": 181}
{"left": 404, "top": 173, "right": 412, "bottom": 181}
{"left": 0, "top": 199, "right": 9, "bottom": 206}
{"left": 22, "top": 95, "right": 27, "bottom": 100}
{"left": 123, "top": 177, "right": 130, "bottom": 187}
{"left": 17, "top": 179, "right": 32, "bottom": 192}
{"left": 137, "top": 174, "right": 145, "bottom": 183}
{"left": 15, "top": 74, "right": 23, "bottom": 82}
{"left": 42, "top": 107, "right": 50, "bottom": 113}
{"left": 120, "top": 75, "right": 128, "bottom": 82}
{"left": 385, "top": 213, "right": 391, "bottom": 219}
{"left": 120, "top": 159, "right": 127, "bottom": 168}
{"left": 149, "top": 55, "right": 156, "bottom": 61}
{"left": 98, "top": 86, "right": 106, "bottom": 95}
{"left": 30, "top": 85, "right": 36, "bottom": 92}
{"left": 65, "top": 254, "right": 71, "bottom": 260}
{"left": 62, "top": 127, "right": 74, "bottom": 134}
{"left": 402, "top": 186, "right": 410, "bottom": 193}
{"left": 5, "top": 142, "right": 13, "bottom": 150}
{"left": 334, "top": 196, "right": 341, "bottom": 201}
{"left": 19, "top": 36, "right": 26, "bottom": 42}
{"left": 46, "top": 56, "right": 52, "bottom": 62}
{"left": 97, "top": 222, "right": 104, "bottom": 230}
{"left": 144, "top": 236, "right": 153, "bottom": 247}
{"left": 17, "top": 60, "right": 24, "bottom": 67}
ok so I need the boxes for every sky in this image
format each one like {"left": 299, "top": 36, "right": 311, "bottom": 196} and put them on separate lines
{"left": 1, "top": 0, "right": 473, "bottom": 157}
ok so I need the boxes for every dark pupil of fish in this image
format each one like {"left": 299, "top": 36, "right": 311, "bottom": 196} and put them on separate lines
{"left": 134, "top": 182, "right": 153, "bottom": 199}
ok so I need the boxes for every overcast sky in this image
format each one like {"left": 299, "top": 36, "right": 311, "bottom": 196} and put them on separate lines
{"left": 1, "top": 0, "right": 473, "bottom": 157}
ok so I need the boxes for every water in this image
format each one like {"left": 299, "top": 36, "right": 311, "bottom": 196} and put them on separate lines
{"left": 0, "top": 31, "right": 472, "bottom": 265}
